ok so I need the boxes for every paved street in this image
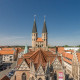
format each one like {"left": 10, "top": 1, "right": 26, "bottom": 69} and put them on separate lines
{"left": 0, "top": 61, "right": 16, "bottom": 79}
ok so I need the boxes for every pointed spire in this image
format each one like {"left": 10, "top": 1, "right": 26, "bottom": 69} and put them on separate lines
{"left": 32, "top": 15, "right": 37, "bottom": 33}
{"left": 42, "top": 16, "right": 47, "bottom": 33}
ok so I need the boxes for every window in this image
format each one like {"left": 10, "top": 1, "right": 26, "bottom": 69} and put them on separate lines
{"left": 38, "top": 78, "right": 42, "bottom": 80}
{"left": 36, "top": 44, "right": 37, "bottom": 47}
{"left": 38, "top": 45, "right": 39, "bottom": 47}
{"left": 22, "top": 73, "right": 26, "bottom": 80}
{"left": 32, "top": 77, "right": 34, "bottom": 80}
{"left": 10, "top": 56, "right": 12, "bottom": 58}
{"left": 10, "top": 59, "right": 12, "bottom": 61}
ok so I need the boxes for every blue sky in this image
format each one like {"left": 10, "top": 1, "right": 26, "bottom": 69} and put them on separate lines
{"left": 0, "top": 0, "right": 80, "bottom": 46}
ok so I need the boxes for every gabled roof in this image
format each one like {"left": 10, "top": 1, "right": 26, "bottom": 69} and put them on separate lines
{"left": 36, "top": 38, "right": 43, "bottom": 42}
{"left": 0, "top": 50, "right": 14, "bottom": 55}
{"left": 63, "top": 57, "right": 72, "bottom": 65}
{"left": 0, "top": 76, "right": 10, "bottom": 80}
{"left": 17, "top": 49, "right": 62, "bottom": 71}
{"left": 62, "top": 52, "right": 73, "bottom": 60}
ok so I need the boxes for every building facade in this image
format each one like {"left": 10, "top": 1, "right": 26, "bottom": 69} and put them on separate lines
{"left": 0, "top": 48, "right": 18, "bottom": 63}
{"left": 13, "top": 49, "right": 65, "bottom": 80}
{"left": 32, "top": 18, "right": 48, "bottom": 51}
{"left": 0, "top": 54, "right": 3, "bottom": 66}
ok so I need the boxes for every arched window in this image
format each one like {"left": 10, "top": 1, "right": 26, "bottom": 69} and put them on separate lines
{"left": 38, "top": 78, "right": 42, "bottom": 80}
{"left": 32, "top": 77, "right": 35, "bottom": 80}
{"left": 42, "top": 44, "right": 43, "bottom": 47}
{"left": 54, "top": 71, "right": 57, "bottom": 80}
{"left": 38, "top": 45, "right": 39, "bottom": 47}
{"left": 22, "top": 73, "right": 26, "bottom": 80}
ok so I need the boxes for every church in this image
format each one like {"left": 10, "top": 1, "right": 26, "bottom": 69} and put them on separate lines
{"left": 12, "top": 18, "right": 65, "bottom": 80}
{"left": 32, "top": 18, "right": 48, "bottom": 51}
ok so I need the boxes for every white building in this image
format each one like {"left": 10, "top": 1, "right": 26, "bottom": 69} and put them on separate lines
{"left": 64, "top": 47, "right": 79, "bottom": 51}
{"left": 0, "top": 48, "right": 17, "bottom": 63}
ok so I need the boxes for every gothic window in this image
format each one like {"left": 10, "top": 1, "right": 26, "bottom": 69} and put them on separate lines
{"left": 38, "top": 45, "right": 39, "bottom": 47}
{"left": 22, "top": 73, "right": 26, "bottom": 80}
{"left": 54, "top": 72, "right": 57, "bottom": 80}
{"left": 38, "top": 78, "right": 42, "bottom": 80}
{"left": 32, "top": 77, "right": 34, "bottom": 80}
{"left": 36, "top": 44, "right": 37, "bottom": 47}
{"left": 46, "top": 76, "right": 49, "bottom": 80}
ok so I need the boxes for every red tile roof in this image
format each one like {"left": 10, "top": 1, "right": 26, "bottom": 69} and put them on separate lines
{"left": 0, "top": 76, "right": 10, "bottom": 80}
{"left": 36, "top": 38, "right": 43, "bottom": 42}
{"left": 57, "top": 47, "right": 64, "bottom": 53}
{"left": 62, "top": 52, "right": 73, "bottom": 60}
{"left": 17, "top": 49, "right": 62, "bottom": 70}
{"left": 63, "top": 57, "right": 72, "bottom": 64}
{"left": 65, "top": 50, "right": 74, "bottom": 53}
{"left": 0, "top": 50, "right": 14, "bottom": 55}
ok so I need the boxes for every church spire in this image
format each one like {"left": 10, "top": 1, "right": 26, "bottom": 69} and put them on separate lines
{"left": 42, "top": 16, "right": 47, "bottom": 33}
{"left": 32, "top": 15, "right": 37, "bottom": 33}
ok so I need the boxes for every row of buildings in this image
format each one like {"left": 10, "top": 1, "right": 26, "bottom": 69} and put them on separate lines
{"left": 10, "top": 18, "right": 66, "bottom": 80}
{"left": 1, "top": 18, "right": 80, "bottom": 80}
{"left": 0, "top": 47, "right": 24, "bottom": 67}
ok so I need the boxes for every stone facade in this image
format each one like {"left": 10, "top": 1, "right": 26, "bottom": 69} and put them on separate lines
{"left": 13, "top": 49, "right": 65, "bottom": 80}
{"left": 72, "top": 52, "right": 80, "bottom": 80}
{"left": 32, "top": 19, "right": 48, "bottom": 51}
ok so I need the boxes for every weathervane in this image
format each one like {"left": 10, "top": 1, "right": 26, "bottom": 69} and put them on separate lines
{"left": 44, "top": 15, "right": 46, "bottom": 21}
{"left": 34, "top": 15, "right": 36, "bottom": 21}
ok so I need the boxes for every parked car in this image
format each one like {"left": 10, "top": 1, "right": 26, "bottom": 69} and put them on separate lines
{"left": 9, "top": 71, "right": 14, "bottom": 76}
{"left": 7, "top": 73, "right": 12, "bottom": 78}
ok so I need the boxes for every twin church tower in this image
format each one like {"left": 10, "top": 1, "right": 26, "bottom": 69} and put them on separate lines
{"left": 32, "top": 17, "right": 48, "bottom": 51}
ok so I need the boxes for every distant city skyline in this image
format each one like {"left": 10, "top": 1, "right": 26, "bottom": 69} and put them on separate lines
{"left": 0, "top": 0, "right": 80, "bottom": 46}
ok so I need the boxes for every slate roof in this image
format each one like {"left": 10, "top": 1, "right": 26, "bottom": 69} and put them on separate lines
{"left": 32, "top": 19, "right": 37, "bottom": 33}
{"left": 42, "top": 20, "right": 47, "bottom": 33}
